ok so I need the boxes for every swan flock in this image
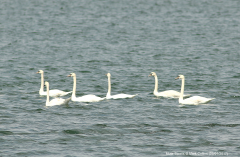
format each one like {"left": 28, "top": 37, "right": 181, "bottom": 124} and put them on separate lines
{"left": 37, "top": 70, "right": 215, "bottom": 106}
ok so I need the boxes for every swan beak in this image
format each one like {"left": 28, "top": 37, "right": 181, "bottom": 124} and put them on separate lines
{"left": 36, "top": 71, "right": 39, "bottom": 74}
{"left": 175, "top": 76, "right": 180, "bottom": 79}
{"left": 67, "top": 74, "right": 71, "bottom": 77}
{"left": 148, "top": 74, "right": 152, "bottom": 77}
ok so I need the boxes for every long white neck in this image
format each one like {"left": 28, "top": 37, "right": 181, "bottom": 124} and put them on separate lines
{"left": 153, "top": 75, "right": 158, "bottom": 94}
{"left": 40, "top": 72, "right": 44, "bottom": 94}
{"left": 106, "top": 75, "right": 111, "bottom": 97}
{"left": 179, "top": 77, "right": 185, "bottom": 102}
{"left": 72, "top": 75, "right": 77, "bottom": 99}
{"left": 46, "top": 83, "right": 50, "bottom": 105}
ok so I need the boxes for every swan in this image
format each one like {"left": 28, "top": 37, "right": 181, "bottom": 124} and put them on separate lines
{"left": 45, "top": 81, "right": 71, "bottom": 106}
{"left": 37, "top": 70, "right": 72, "bottom": 97}
{"left": 175, "top": 75, "right": 215, "bottom": 105}
{"left": 149, "top": 72, "right": 190, "bottom": 98}
{"left": 106, "top": 73, "right": 136, "bottom": 99}
{"left": 67, "top": 73, "right": 105, "bottom": 102}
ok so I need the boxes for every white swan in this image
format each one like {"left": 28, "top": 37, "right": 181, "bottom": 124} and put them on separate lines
{"left": 149, "top": 72, "right": 190, "bottom": 98}
{"left": 37, "top": 70, "right": 72, "bottom": 97}
{"left": 67, "top": 73, "right": 105, "bottom": 102}
{"left": 106, "top": 73, "right": 136, "bottom": 99}
{"left": 45, "top": 81, "right": 71, "bottom": 106}
{"left": 176, "top": 75, "right": 215, "bottom": 105}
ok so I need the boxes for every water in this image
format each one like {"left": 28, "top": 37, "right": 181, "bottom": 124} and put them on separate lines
{"left": 0, "top": 0, "right": 240, "bottom": 156}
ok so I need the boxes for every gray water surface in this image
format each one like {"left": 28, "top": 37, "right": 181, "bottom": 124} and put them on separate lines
{"left": 0, "top": 0, "right": 240, "bottom": 156}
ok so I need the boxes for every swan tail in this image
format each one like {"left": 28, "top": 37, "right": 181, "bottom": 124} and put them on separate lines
{"left": 57, "top": 91, "right": 72, "bottom": 97}
{"left": 207, "top": 98, "right": 215, "bottom": 102}
{"left": 66, "top": 91, "right": 72, "bottom": 95}
{"left": 64, "top": 97, "right": 71, "bottom": 105}
{"left": 183, "top": 94, "right": 191, "bottom": 98}
{"left": 63, "top": 91, "right": 72, "bottom": 95}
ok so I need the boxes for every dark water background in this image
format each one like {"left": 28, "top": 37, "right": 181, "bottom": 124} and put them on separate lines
{"left": 0, "top": 0, "right": 240, "bottom": 156}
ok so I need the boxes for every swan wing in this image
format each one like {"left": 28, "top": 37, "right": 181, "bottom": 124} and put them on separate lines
{"left": 156, "top": 90, "right": 180, "bottom": 98}
{"left": 181, "top": 96, "right": 215, "bottom": 105}
{"left": 40, "top": 90, "right": 72, "bottom": 97}
{"left": 73, "top": 94, "right": 105, "bottom": 102}
{"left": 109, "top": 93, "right": 136, "bottom": 99}
{"left": 47, "top": 97, "right": 70, "bottom": 106}
{"left": 49, "top": 89, "right": 72, "bottom": 97}
{"left": 155, "top": 90, "right": 190, "bottom": 98}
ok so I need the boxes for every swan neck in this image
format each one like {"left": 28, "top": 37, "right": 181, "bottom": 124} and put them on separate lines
{"left": 107, "top": 76, "right": 111, "bottom": 97}
{"left": 46, "top": 83, "right": 49, "bottom": 105}
{"left": 180, "top": 77, "right": 185, "bottom": 102}
{"left": 154, "top": 75, "right": 158, "bottom": 93}
{"left": 40, "top": 72, "right": 44, "bottom": 93}
{"left": 72, "top": 75, "right": 77, "bottom": 99}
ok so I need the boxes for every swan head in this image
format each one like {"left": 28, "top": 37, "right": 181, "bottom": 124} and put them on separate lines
{"left": 148, "top": 72, "right": 156, "bottom": 77}
{"left": 67, "top": 73, "right": 76, "bottom": 77}
{"left": 106, "top": 73, "right": 111, "bottom": 77}
{"left": 175, "top": 75, "right": 185, "bottom": 80}
{"left": 36, "top": 70, "right": 44, "bottom": 74}
{"left": 44, "top": 81, "right": 49, "bottom": 86}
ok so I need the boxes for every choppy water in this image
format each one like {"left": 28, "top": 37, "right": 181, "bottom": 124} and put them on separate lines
{"left": 1, "top": 0, "right": 240, "bottom": 156}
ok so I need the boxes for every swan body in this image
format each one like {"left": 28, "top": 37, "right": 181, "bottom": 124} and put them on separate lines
{"left": 176, "top": 75, "right": 215, "bottom": 105}
{"left": 71, "top": 94, "right": 105, "bottom": 102}
{"left": 106, "top": 73, "right": 136, "bottom": 99}
{"left": 37, "top": 70, "right": 72, "bottom": 97}
{"left": 178, "top": 96, "right": 214, "bottom": 105}
{"left": 154, "top": 90, "right": 187, "bottom": 98}
{"left": 67, "top": 73, "right": 105, "bottom": 102}
{"left": 107, "top": 93, "right": 136, "bottom": 99}
{"left": 45, "top": 82, "right": 71, "bottom": 106}
{"left": 149, "top": 72, "right": 190, "bottom": 98}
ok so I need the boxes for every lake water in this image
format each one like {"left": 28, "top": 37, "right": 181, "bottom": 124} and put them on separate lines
{"left": 0, "top": 0, "right": 240, "bottom": 156}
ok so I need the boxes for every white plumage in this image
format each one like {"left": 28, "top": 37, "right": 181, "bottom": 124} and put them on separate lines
{"left": 67, "top": 73, "right": 105, "bottom": 102}
{"left": 37, "top": 70, "right": 72, "bottom": 97}
{"left": 149, "top": 72, "right": 190, "bottom": 98}
{"left": 106, "top": 73, "right": 136, "bottom": 99}
{"left": 176, "top": 75, "right": 215, "bottom": 105}
{"left": 45, "top": 81, "right": 71, "bottom": 106}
